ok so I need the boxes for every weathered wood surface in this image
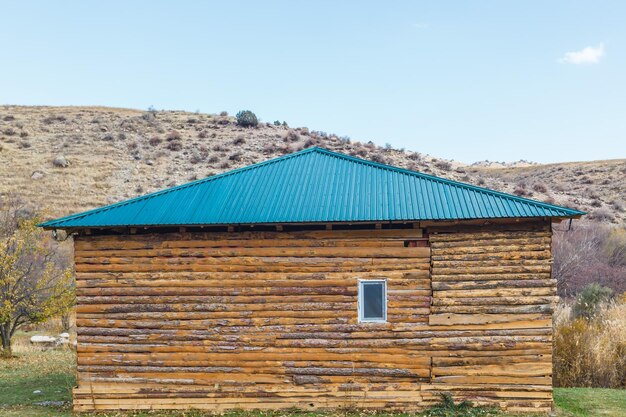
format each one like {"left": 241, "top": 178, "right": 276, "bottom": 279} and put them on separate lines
{"left": 427, "top": 222, "right": 554, "bottom": 414}
{"left": 73, "top": 228, "right": 432, "bottom": 412}
{"left": 73, "top": 223, "right": 554, "bottom": 413}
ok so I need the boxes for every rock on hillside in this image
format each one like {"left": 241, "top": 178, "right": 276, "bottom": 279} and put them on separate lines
{"left": 0, "top": 105, "right": 623, "bottom": 224}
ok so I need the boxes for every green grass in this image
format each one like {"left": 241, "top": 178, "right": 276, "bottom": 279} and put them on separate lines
{"left": 0, "top": 345, "right": 624, "bottom": 417}
{"left": 554, "top": 388, "right": 626, "bottom": 417}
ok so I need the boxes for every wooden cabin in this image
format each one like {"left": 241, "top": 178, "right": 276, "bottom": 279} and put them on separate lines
{"left": 41, "top": 147, "right": 583, "bottom": 414}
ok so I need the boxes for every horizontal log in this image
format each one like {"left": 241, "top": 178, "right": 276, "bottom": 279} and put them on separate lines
{"left": 75, "top": 269, "right": 428, "bottom": 282}
{"left": 432, "top": 354, "right": 551, "bottom": 367}
{"left": 433, "top": 288, "right": 555, "bottom": 299}
{"left": 432, "top": 296, "right": 557, "bottom": 307}
{"left": 429, "top": 230, "right": 550, "bottom": 243}
{"left": 76, "top": 246, "right": 430, "bottom": 259}
{"left": 431, "top": 272, "right": 551, "bottom": 282}
{"left": 429, "top": 236, "right": 550, "bottom": 249}
{"left": 431, "top": 304, "right": 554, "bottom": 314}
{"left": 431, "top": 250, "right": 551, "bottom": 262}
{"left": 428, "top": 313, "right": 550, "bottom": 326}
{"left": 431, "top": 259, "right": 550, "bottom": 269}
{"left": 431, "top": 279, "right": 556, "bottom": 291}
{"left": 76, "top": 228, "right": 425, "bottom": 247}
{"left": 432, "top": 362, "right": 550, "bottom": 377}
{"left": 432, "top": 265, "right": 551, "bottom": 276}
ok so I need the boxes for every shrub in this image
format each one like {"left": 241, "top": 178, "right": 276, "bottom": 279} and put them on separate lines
{"left": 435, "top": 160, "right": 452, "bottom": 171}
{"left": 229, "top": 152, "right": 243, "bottom": 162}
{"left": 166, "top": 131, "right": 181, "bottom": 141}
{"left": 273, "top": 120, "right": 281, "bottom": 126}
{"left": 590, "top": 208, "right": 614, "bottom": 222}
{"left": 166, "top": 141, "right": 182, "bottom": 151}
{"left": 19, "top": 131, "right": 29, "bottom": 138}
{"left": 285, "top": 130, "right": 299, "bottom": 142}
{"left": 513, "top": 186, "right": 530, "bottom": 197}
{"left": 189, "top": 152, "right": 203, "bottom": 165}
{"left": 42, "top": 115, "right": 67, "bottom": 124}
{"left": 198, "top": 131, "right": 208, "bottom": 139}
{"left": 219, "top": 111, "right": 228, "bottom": 117}
{"left": 148, "top": 136, "right": 162, "bottom": 146}
{"left": 235, "top": 110, "right": 258, "bottom": 127}
{"left": 554, "top": 300, "right": 626, "bottom": 388}
{"left": 573, "top": 284, "right": 613, "bottom": 320}
{"left": 2, "top": 128, "right": 17, "bottom": 136}
{"left": 303, "top": 138, "right": 319, "bottom": 148}
{"left": 533, "top": 183, "right": 548, "bottom": 193}
{"left": 370, "top": 153, "right": 389, "bottom": 165}
{"left": 605, "top": 228, "right": 626, "bottom": 267}
{"left": 233, "top": 135, "right": 246, "bottom": 145}
{"left": 52, "top": 156, "right": 69, "bottom": 168}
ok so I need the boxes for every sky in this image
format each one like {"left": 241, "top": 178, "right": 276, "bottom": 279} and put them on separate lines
{"left": 1, "top": 1, "right": 625, "bottom": 163}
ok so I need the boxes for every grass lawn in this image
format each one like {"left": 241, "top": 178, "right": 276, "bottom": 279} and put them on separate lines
{"left": 1, "top": 345, "right": 624, "bottom": 417}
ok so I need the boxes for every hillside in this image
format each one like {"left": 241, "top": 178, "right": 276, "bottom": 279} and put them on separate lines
{"left": 0, "top": 105, "right": 624, "bottom": 224}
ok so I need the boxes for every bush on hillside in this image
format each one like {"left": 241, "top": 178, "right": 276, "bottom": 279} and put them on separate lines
{"left": 236, "top": 110, "right": 258, "bottom": 128}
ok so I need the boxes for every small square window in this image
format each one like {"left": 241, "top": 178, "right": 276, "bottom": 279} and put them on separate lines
{"left": 358, "top": 280, "right": 387, "bottom": 322}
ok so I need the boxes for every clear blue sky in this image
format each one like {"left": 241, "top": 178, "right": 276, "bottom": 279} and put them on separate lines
{"left": 1, "top": 1, "right": 624, "bottom": 163}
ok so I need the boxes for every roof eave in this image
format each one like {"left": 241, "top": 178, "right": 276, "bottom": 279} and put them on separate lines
{"left": 40, "top": 213, "right": 585, "bottom": 231}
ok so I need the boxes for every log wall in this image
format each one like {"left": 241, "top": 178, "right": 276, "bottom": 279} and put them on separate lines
{"left": 72, "top": 222, "right": 554, "bottom": 413}
{"left": 425, "top": 222, "right": 554, "bottom": 413}
{"left": 72, "top": 228, "right": 432, "bottom": 412}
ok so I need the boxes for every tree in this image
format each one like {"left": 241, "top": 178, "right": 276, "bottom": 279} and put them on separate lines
{"left": 0, "top": 199, "right": 74, "bottom": 356}
{"left": 235, "top": 110, "right": 258, "bottom": 127}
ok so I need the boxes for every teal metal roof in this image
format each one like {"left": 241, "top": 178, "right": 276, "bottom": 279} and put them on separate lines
{"left": 40, "top": 147, "right": 584, "bottom": 229}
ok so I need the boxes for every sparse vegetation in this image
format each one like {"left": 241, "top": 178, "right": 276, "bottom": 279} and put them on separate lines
{"left": 434, "top": 160, "right": 452, "bottom": 171}
{"left": 554, "top": 298, "right": 626, "bottom": 388}
{"left": 0, "top": 104, "right": 622, "bottom": 231}
{"left": 166, "top": 141, "right": 182, "bottom": 151}
{"left": 166, "top": 130, "right": 181, "bottom": 141}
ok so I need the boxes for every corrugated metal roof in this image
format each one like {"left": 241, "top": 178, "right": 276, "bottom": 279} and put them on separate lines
{"left": 39, "top": 147, "right": 584, "bottom": 229}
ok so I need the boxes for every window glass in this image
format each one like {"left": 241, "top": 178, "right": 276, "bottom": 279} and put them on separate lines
{"left": 359, "top": 280, "right": 386, "bottom": 322}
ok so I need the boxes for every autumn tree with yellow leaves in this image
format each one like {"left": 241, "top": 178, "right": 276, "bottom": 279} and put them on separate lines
{"left": 0, "top": 198, "right": 74, "bottom": 356}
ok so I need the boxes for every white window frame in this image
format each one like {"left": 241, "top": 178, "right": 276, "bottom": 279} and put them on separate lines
{"left": 358, "top": 279, "right": 387, "bottom": 323}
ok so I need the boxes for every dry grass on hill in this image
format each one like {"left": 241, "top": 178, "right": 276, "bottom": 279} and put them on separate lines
{"left": 0, "top": 105, "right": 624, "bottom": 223}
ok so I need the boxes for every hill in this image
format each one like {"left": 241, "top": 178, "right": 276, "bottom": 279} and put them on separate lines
{"left": 0, "top": 105, "right": 624, "bottom": 224}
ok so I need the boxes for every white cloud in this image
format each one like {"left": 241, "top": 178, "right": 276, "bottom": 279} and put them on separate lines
{"left": 560, "top": 43, "right": 605, "bottom": 65}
